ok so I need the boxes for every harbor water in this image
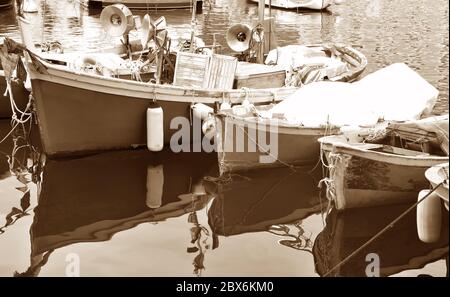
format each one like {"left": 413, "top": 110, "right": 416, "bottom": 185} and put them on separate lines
{"left": 0, "top": 0, "right": 448, "bottom": 276}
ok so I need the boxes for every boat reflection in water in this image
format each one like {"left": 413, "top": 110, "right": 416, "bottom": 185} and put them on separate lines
{"left": 205, "top": 167, "right": 325, "bottom": 249}
{"left": 313, "top": 203, "right": 449, "bottom": 277}
{"left": 16, "top": 148, "right": 217, "bottom": 276}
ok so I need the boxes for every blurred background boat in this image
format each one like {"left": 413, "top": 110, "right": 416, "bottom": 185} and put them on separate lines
{"left": 87, "top": 0, "right": 204, "bottom": 10}
{"left": 249, "top": 0, "right": 335, "bottom": 11}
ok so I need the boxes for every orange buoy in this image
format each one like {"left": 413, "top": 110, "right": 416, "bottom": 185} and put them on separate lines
{"left": 417, "top": 189, "right": 442, "bottom": 243}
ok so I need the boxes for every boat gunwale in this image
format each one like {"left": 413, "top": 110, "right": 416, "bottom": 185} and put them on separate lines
{"left": 216, "top": 111, "right": 342, "bottom": 135}
{"left": 319, "top": 135, "right": 449, "bottom": 166}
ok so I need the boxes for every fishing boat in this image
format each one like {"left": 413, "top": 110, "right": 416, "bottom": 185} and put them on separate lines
{"left": 313, "top": 204, "right": 449, "bottom": 277}
{"left": 88, "top": 0, "right": 203, "bottom": 10}
{"left": 249, "top": 0, "right": 337, "bottom": 10}
{"left": 13, "top": 148, "right": 216, "bottom": 276}
{"left": 318, "top": 115, "right": 449, "bottom": 210}
{"left": 205, "top": 166, "right": 323, "bottom": 238}
{"left": 13, "top": 3, "right": 367, "bottom": 158}
{"left": 0, "top": 0, "right": 14, "bottom": 9}
{"left": 214, "top": 63, "right": 438, "bottom": 174}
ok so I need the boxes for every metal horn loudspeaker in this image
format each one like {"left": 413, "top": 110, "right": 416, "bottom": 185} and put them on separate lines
{"left": 100, "top": 4, "right": 135, "bottom": 37}
{"left": 226, "top": 24, "right": 252, "bottom": 52}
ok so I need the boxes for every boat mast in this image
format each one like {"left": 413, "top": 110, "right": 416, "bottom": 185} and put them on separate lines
{"left": 189, "top": 0, "right": 198, "bottom": 53}
{"left": 257, "top": 0, "right": 265, "bottom": 63}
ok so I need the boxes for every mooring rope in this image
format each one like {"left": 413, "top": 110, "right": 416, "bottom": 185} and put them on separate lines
{"left": 318, "top": 147, "right": 351, "bottom": 206}
{"left": 322, "top": 182, "right": 445, "bottom": 277}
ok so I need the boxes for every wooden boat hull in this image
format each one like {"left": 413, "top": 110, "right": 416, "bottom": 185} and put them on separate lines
{"left": 0, "top": 71, "right": 30, "bottom": 119}
{"left": 88, "top": 0, "right": 202, "bottom": 9}
{"left": 320, "top": 136, "right": 449, "bottom": 210}
{"left": 215, "top": 113, "right": 340, "bottom": 174}
{"left": 313, "top": 204, "right": 449, "bottom": 277}
{"left": 26, "top": 44, "right": 365, "bottom": 157}
{"left": 250, "top": 0, "right": 333, "bottom": 10}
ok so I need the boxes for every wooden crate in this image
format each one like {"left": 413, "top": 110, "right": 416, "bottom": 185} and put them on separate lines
{"left": 234, "top": 62, "right": 286, "bottom": 89}
{"left": 173, "top": 52, "right": 237, "bottom": 90}
{"left": 204, "top": 54, "right": 238, "bottom": 90}
{"left": 173, "top": 52, "right": 210, "bottom": 88}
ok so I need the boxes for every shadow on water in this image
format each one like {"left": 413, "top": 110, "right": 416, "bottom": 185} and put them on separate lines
{"left": 313, "top": 203, "right": 449, "bottom": 277}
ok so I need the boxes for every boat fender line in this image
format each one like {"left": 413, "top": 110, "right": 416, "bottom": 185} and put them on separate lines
{"left": 323, "top": 182, "right": 445, "bottom": 277}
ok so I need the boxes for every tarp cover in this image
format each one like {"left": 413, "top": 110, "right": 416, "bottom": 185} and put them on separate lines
{"left": 269, "top": 63, "right": 439, "bottom": 127}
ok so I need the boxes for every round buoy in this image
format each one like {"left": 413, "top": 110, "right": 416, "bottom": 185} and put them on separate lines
{"left": 417, "top": 189, "right": 442, "bottom": 243}
{"left": 147, "top": 103, "right": 164, "bottom": 152}
{"left": 146, "top": 165, "right": 164, "bottom": 209}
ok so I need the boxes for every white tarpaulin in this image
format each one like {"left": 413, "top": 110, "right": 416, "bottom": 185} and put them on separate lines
{"left": 269, "top": 63, "right": 439, "bottom": 127}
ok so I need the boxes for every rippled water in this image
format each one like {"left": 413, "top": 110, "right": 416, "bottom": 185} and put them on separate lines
{"left": 0, "top": 0, "right": 448, "bottom": 276}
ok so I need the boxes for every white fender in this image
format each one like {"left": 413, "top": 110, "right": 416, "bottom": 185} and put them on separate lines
{"left": 202, "top": 116, "right": 216, "bottom": 140}
{"left": 417, "top": 189, "right": 442, "bottom": 243}
{"left": 22, "top": 0, "right": 38, "bottom": 13}
{"left": 192, "top": 103, "right": 213, "bottom": 122}
{"left": 147, "top": 104, "right": 164, "bottom": 152}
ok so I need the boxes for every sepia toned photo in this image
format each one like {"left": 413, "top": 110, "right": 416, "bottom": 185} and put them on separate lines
{"left": 0, "top": 0, "right": 448, "bottom": 285}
